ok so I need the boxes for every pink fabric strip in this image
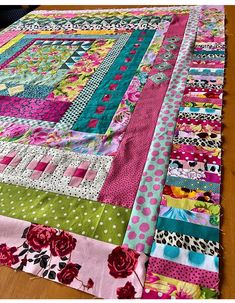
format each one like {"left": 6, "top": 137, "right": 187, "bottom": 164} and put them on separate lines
{"left": 0, "top": 31, "right": 21, "bottom": 48}
{"left": 171, "top": 150, "right": 221, "bottom": 165}
{"left": 147, "top": 256, "right": 219, "bottom": 290}
{"left": 204, "top": 172, "right": 221, "bottom": 183}
{"left": 172, "top": 143, "right": 221, "bottom": 157}
{"left": 184, "top": 87, "right": 223, "bottom": 95}
{"left": 176, "top": 118, "right": 221, "bottom": 130}
{"left": 0, "top": 215, "right": 148, "bottom": 299}
{"left": 0, "top": 96, "right": 71, "bottom": 122}
{"left": 98, "top": 14, "right": 189, "bottom": 208}
{"left": 197, "top": 38, "right": 225, "bottom": 43}
{"left": 190, "top": 62, "right": 224, "bottom": 68}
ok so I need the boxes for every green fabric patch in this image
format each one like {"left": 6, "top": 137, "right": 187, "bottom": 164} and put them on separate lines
{"left": 0, "top": 182, "right": 131, "bottom": 245}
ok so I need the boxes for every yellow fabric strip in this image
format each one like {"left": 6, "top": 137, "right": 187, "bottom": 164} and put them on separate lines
{"left": 144, "top": 272, "right": 217, "bottom": 298}
{"left": 0, "top": 33, "right": 24, "bottom": 55}
{"left": 162, "top": 194, "right": 216, "bottom": 211}
{"left": 32, "top": 30, "right": 116, "bottom": 35}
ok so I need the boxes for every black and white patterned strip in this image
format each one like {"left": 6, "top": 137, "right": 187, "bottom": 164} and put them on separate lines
{"left": 155, "top": 229, "right": 219, "bottom": 257}
{"left": 178, "top": 111, "right": 221, "bottom": 122}
{"left": 173, "top": 136, "right": 221, "bottom": 148}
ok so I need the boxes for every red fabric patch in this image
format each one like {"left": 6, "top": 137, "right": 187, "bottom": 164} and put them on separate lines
{"left": 102, "top": 94, "right": 111, "bottom": 101}
{"left": 114, "top": 74, "right": 123, "bottom": 80}
{"left": 96, "top": 106, "right": 106, "bottom": 114}
{"left": 73, "top": 168, "right": 87, "bottom": 178}
{"left": 0, "top": 156, "right": 13, "bottom": 165}
{"left": 34, "top": 162, "right": 48, "bottom": 171}
{"left": 88, "top": 119, "right": 98, "bottom": 128}
{"left": 130, "top": 50, "right": 136, "bottom": 55}
{"left": 125, "top": 57, "right": 132, "bottom": 62}
{"left": 109, "top": 84, "right": 118, "bottom": 91}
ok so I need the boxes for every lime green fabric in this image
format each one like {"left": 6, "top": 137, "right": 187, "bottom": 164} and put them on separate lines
{"left": 0, "top": 182, "right": 130, "bottom": 245}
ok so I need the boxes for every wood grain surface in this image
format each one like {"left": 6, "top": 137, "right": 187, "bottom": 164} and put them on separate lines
{"left": 0, "top": 5, "right": 234, "bottom": 299}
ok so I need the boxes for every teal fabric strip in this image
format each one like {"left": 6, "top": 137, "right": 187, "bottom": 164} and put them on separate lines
{"left": 188, "top": 68, "right": 224, "bottom": 76}
{"left": 15, "top": 84, "right": 54, "bottom": 99}
{"left": 72, "top": 30, "right": 155, "bottom": 134}
{"left": 165, "top": 175, "right": 220, "bottom": 193}
{"left": 193, "top": 50, "right": 225, "bottom": 55}
{"left": 192, "top": 56, "right": 224, "bottom": 61}
{"left": 26, "top": 34, "right": 120, "bottom": 39}
{"left": 157, "top": 217, "right": 219, "bottom": 242}
{"left": 0, "top": 37, "right": 33, "bottom": 64}
{"left": 150, "top": 242, "right": 219, "bottom": 272}
{"left": 179, "top": 106, "right": 222, "bottom": 115}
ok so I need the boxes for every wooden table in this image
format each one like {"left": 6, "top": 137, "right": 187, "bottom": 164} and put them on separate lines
{"left": 0, "top": 5, "right": 234, "bottom": 299}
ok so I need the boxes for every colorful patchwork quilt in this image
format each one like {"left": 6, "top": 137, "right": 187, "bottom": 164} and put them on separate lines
{"left": 0, "top": 5, "right": 224, "bottom": 299}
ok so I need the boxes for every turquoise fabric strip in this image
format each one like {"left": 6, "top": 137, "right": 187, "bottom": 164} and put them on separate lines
{"left": 157, "top": 217, "right": 219, "bottom": 242}
{"left": 150, "top": 242, "right": 219, "bottom": 272}
{"left": 193, "top": 50, "right": 225, "bottom": 55}
{"left": 166, "top": 175, "right": 220, "bottom": 193}
{"left": 188, "top": 68, "right": 224, "bottom": 76}
{"left": 179, "top": 106, "right": 222, "bottom": 115}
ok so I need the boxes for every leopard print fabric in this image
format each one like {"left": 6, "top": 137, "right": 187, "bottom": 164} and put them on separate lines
{"left": 178, "top": 112, "right": 221, "bottom": 122}
{"left": 155, "top": 229, "right": 219, "bottom": 257}
{"left": 173, "top": 136, "right": 221, "bottom": 148}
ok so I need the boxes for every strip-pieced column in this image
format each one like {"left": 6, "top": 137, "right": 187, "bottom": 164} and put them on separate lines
{"left": 142, "top": 5, "right": 224, "bottom": 299}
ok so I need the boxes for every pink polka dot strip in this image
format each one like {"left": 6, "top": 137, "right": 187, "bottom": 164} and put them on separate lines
{"left": 123, "top": 7, "right": 200, "bottom": 254}
{"left": 146, "top": 256, "right": 219, "bottom": 291}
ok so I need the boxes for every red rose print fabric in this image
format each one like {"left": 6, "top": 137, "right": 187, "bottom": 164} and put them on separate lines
{"left": 0, "top": 215, "right": 148, "bottom": 298}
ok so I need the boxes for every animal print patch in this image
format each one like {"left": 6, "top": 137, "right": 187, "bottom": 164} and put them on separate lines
{"left": 155, "top": 229, "right": 219, "bottom": 257}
